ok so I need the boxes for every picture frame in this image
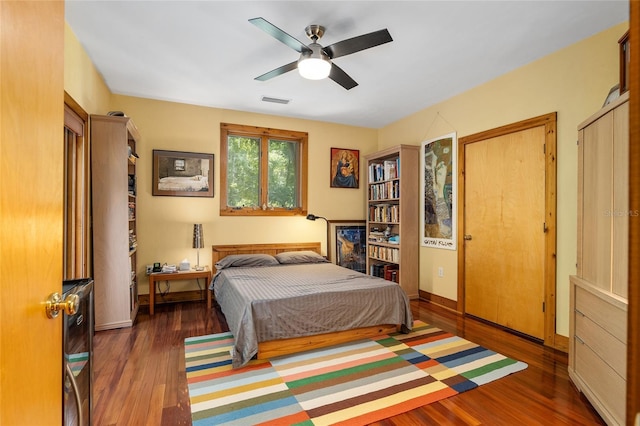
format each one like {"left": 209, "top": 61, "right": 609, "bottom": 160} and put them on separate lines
{"left": 327, "top": 220, "right": 366, "bottom": 272}
{"left": 420, "top": 132, "right": 457, "bottom": 250}
{"left": 330, "top": 147, "right": 359, "bottom": 188}
{"left": 152, "top": 150, "right": 214, "bottom": 197}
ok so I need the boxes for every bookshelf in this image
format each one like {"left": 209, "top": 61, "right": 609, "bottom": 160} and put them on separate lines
{"left": 91, "top": 114, "right": 140, "bottom": 330}
{"left": 365, "top": 145, "right": 419, "bottom": 298}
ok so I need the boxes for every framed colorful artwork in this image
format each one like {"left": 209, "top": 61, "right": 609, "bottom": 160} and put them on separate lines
{"left": 327, "top": 220, "right": 366, "bottom": 272}
{"left": 330, "top": 148, "right": 359, "bottom": 188}
{"left": 420, "top": 132, "right": 457, "bottom": 250}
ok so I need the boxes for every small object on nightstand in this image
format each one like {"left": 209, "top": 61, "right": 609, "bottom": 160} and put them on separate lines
{"left": 161, "top": 264, "right": 176, "bottom": 273}
{"left": 179, "top": 259, "right": 190, "bottom": 271}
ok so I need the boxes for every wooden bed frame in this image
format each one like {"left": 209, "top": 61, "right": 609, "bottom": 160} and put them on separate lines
{"left": 211, "top": 242, "right": 399, "bottom": 359}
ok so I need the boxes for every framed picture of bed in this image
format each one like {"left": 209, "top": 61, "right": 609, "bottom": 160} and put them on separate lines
{"left": 327, "top": 220, "right": 366, "bottom": 272}
{"left": 152, "top": 150, "right": 214, "bottom": 197}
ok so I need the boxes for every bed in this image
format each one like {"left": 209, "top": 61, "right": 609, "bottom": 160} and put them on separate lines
{"left": 157, "top": 175, "right": 208, "bottom": 192}
{"left": 210, "top": 242, "right": 413, "bottom": 368}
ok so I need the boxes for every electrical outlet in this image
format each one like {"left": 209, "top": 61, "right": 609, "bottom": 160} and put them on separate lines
{"left": 438, "top": 267, "right": 444, "bottom": 277}
{"left": 146, "top": 264, "right": 153, "bottom": 275}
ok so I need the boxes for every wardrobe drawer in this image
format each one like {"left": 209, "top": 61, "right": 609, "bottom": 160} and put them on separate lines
{"left": 575, "top": 339, "right": 626, "bottom": 425}
{"left": 575, "top": 312, "right": 626, "bottom": 378}
{"left": 575, "top": 286, "right": 627, "bottom": 343}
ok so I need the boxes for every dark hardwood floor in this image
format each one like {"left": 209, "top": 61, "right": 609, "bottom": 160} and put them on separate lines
{"left": 92, "top": 300, "right": 605, "bottom": 425}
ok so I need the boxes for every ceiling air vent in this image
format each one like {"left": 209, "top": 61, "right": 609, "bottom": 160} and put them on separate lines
{"left": 261, "top": 96, "right": 290, "bottom": 105}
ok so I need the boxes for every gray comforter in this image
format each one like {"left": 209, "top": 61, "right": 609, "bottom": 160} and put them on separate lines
{"left": 211, "top": 263, "right": 413, "bottom": 367}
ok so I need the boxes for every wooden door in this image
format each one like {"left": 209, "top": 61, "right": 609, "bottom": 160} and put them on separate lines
{"left": 0, "top": 1, "right": 65, "bottom": 424}
{"left": 462, "top": 123, "right": 549, "bottom": 340}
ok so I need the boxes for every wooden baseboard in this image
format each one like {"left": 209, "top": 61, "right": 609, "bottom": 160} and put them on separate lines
{"left": 418, "top": 290, "right": 569, "bottom": 353}
{"left": 418, "top": 290, "right": 459, "bottom": 312}
{"left": 553, "top": 334, "right": 569, "bottom": 353}
{"left": 138, "top": 289, "right": 207, "bottom": 306}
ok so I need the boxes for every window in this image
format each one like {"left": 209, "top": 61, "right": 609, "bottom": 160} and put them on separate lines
{"left": 63, "top": 95, "right": 91, "bottom": 279}
{"left": 220, "top": 123, "right": 308, "bottom": 216}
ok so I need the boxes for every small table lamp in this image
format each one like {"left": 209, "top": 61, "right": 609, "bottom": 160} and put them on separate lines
{"left": 192, "top": 224, "right": 204, "bottom": 271}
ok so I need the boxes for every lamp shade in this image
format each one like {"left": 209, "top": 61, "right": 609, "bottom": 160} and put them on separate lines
{"left": 192, "top": 224, "right": 204, "bottom": 249}
{"left": 306, "top": 214, "right": 327, "bottom": 221}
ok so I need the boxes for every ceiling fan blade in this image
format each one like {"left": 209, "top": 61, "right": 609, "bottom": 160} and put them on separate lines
{"left": 249, "top": 17, "right": 311, "bottom": 54}
{"left": 254, "top": 61, "right": 298, "bottom": 81}
{"left": 324, "top": 29, "right": 393, "bottom": 59}
{"left": 329, "top": 63, "right": 358, "bottom": 90}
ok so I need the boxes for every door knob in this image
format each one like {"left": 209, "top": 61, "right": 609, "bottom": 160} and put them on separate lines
{"left": 464, "top": 234, "right": 473, "bottom": 240}
{"left": 45, "top": 293, "right": 79, "bottom": 319}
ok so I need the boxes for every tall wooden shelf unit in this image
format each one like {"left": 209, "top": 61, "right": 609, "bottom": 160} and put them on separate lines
{"left": 365, "top": 145, "right": 419, "bottom": 299}
{"left": 91, "top": 114, "right": 140, "bottom": 331}
{"left": 569, "top": 92, "right": 629, "bottom": 426}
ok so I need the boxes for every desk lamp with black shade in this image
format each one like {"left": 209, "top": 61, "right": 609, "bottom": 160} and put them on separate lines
{"left": 306, "top": 214, "right": 328, "bottom": 257}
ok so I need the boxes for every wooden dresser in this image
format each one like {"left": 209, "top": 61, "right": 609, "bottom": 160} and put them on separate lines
{"left": 569, "top": 92, "right": 629, "bottom": 425}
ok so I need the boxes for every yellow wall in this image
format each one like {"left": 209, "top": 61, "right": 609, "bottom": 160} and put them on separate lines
{"left": 111, "top": 96, "right": 377, "bottom": 295}
{"left": 64, "top": 23, "right": 111, "bottom": 114}
{"left": 378, "top": 22, "right": 628, "bottom": 335}
{"left": 64, "top": 20, "right": 627, "bottom": 336}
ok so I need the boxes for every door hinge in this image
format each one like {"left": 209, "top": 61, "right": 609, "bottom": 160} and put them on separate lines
{"left": 543, "top": 144, "right": 546, "bottom": 154}
{"left": 543, "top": 222, "right": 548, "bottom": 233}
{"left": 542, "top": 301, "right": 546, "bottom": 313}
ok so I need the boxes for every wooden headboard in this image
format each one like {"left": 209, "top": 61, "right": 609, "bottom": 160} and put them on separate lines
{"left": 211, "top": 242, "right": 321, "bottom": 273}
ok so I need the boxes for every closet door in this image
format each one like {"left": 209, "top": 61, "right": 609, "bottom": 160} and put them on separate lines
{"left": 463, "top": 125, "right": 546, "bottom": 339}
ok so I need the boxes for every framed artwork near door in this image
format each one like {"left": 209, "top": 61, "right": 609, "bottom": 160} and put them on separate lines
{"left": 327, "top": 220, "right": 366, "bottom": 272}
{"left": 420, "top": 132, "right": 457, "bottom": 250}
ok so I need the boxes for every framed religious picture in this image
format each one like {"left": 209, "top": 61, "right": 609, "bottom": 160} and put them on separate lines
{"left": 330, "top": 148, "right": 359, "bottom": 188}
{"left": 420, "top": 132, "right": 457, "bottom": 250}
{"left": 327, "top": 220, "right": 366, "bottom": 272}
{"left": 152, "top": 150, "right": 214, "bottom": 197}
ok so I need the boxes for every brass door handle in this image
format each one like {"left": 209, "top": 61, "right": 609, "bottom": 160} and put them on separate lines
{"left": 45, "top": 293, "right": 79, "bottom": 319}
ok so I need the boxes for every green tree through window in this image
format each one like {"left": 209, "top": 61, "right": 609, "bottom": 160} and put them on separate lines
{"left": 220, "top": 123, "right": 308, "bottom": 216}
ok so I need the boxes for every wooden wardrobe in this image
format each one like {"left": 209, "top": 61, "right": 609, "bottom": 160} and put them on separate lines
{"left": 569, "top": 91, "right": 629, "bottom": 426}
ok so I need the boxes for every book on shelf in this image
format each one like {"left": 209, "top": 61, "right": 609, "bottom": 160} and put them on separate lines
{"left": 383, "top": 264, "right": 399, "bottom": 282}
{"left": 128, "top": 202, "right": 135, "bottom": 220}
{"left": 128, "top": 174, "right": 136, "bottom": 196}
{"left": 368, "top": 230, "right": 385, "bottom": 242}
{"left": 369, "top": 263, "right": 399, "bottom": 283}
{"left": 368, "top": 204, "right": 399, "bottom": 222}
{"left": 383, "top": 160, "right": 397, "bottom": 180}
{"left": 368, "top": 158, "right": 400, "bottom": 182}
{"left": 367, "top": 244, "right": 399, "bottom": 262}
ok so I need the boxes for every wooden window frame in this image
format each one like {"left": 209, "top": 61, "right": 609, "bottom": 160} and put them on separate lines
{"left": 63, "top": 92, "right": 91, "bottom": 279}
{"left": 220, "top": 123, "right": 308, "bottom": 216}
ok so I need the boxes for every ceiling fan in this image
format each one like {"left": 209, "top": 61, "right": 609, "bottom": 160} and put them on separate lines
{"left": 249, "top": 17, "right": 393, "bottom": 90}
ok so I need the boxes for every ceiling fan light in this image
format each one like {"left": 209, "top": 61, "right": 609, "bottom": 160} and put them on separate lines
{"left": 298, "top": 57, "right": 331, "bottom": 80}
{"left": 298, "top": 44, "right": 331, "bottom": 80}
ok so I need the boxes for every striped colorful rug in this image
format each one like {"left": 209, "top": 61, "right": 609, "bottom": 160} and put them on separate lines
{"left": 185, "top": 321, "right": 527, "bottom": 425}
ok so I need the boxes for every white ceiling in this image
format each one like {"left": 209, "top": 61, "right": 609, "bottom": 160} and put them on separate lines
{"left": 65, "top": 1, "right": 628, "bottom": 129}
